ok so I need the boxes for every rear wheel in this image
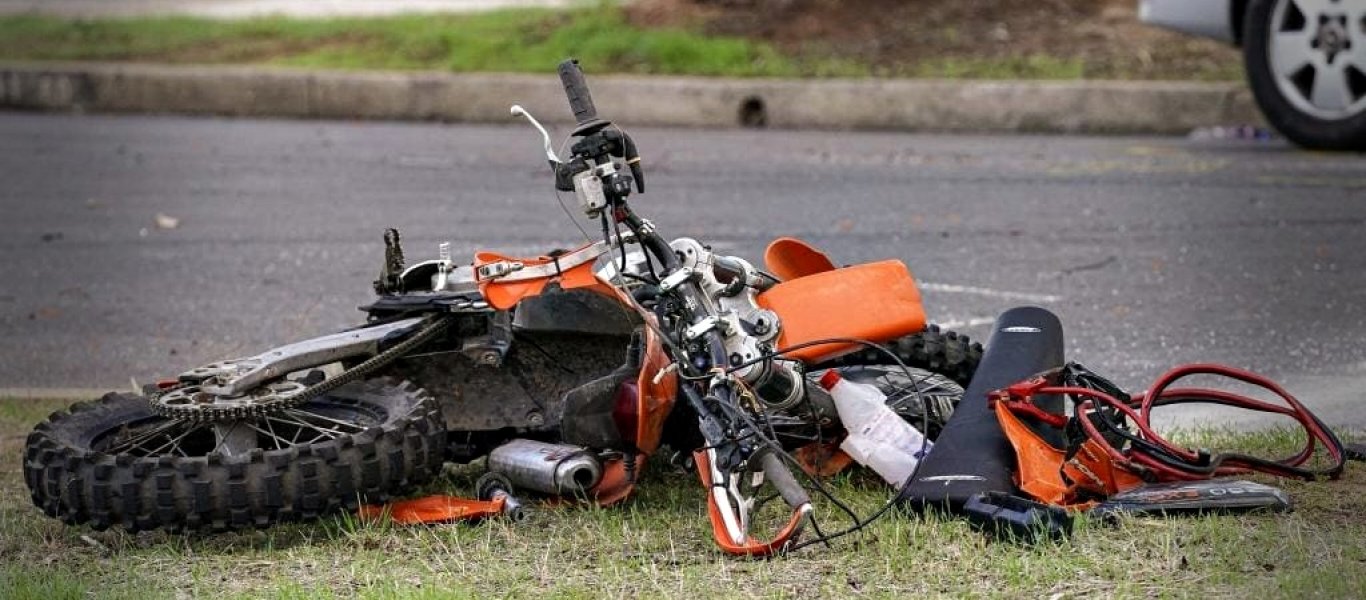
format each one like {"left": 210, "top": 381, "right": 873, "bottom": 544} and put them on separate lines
{"left": 23, "top": 378, "right": 445, "bottom": 532}
{"left": 1244, "top": 0, "right": 1366, "bottom": 150}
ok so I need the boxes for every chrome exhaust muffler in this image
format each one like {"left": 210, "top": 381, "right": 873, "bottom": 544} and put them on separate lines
{"left": 487, "top": 439, "right": 603, "bottom": 496}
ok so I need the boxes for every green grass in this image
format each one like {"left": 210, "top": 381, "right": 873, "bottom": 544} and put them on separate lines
{"left": 1, "top": 396, "right": 1362, "bottom": 599}
{"left": 0, "top": 6, "right": 1114, "bottom": 80}
{"left": 0, "top": 7, "right": 1246, "bottom": 81}
{"left": 0, "top": 4, "right": 1250, "bottom": 81}
{"left": 0, "top": 7, "right": 862, "bottom": 78}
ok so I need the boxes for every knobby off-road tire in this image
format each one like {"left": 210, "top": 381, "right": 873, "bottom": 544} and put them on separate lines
{"left": 812, "top": 324, "right": 983, "bottom": 386}
{"left": 23, "top": 378, "right": 445, "bottom": 532}
{"left": 811, "top": 324, "right": 984, "bottom": 439}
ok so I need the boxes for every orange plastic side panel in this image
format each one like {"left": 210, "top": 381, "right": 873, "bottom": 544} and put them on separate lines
{"left": 756, "top": 260, "right": 925, "bottom": 364}
{"left": 763, "top": 237, "right": 836, "bottom": 282}
{"left": 475, "top": 249, "right": 604, "bottom": 310}
{"left": 634, "top": 326, "right": 677, "bottom": 455}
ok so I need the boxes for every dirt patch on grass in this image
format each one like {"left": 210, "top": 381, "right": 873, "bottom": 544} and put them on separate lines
{"left": 629, "top": 0, "right": 1244, "bottom": 79}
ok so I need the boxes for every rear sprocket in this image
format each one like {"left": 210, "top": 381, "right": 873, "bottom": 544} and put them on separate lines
{"left": 150, "top": 315, "right": 452, "bottom": 422}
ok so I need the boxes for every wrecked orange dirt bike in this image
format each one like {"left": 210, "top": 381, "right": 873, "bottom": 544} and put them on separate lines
{"left": 23, "top": 60, "right": 980, "bottom": 555}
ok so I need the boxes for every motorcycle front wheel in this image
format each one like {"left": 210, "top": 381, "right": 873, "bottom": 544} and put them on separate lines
{"left": 811, "top": 325, "right": 984, "bottom": 440}
{"left": 23, "top": 378, "right": 445, "bottom": 532}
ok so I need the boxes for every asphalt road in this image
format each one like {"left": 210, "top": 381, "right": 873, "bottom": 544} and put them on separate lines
{"left": 1, "top": 112, "right": 1363, "bottom": 429}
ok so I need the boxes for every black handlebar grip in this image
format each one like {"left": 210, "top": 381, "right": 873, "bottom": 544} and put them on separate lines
{"left": 557, "top": 59, "right": 599, "bottom": 124}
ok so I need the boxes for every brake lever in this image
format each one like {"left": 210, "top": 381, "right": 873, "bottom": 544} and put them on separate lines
{"left": 510, "top": 104, "right": 561, "bottom": 167}
{"left": 621, "top": 132, "right": 644, "bottom": 193}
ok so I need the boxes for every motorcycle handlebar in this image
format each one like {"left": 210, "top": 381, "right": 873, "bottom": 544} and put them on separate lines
{"left": 557, "top": 59, "right": 599, "bottom": 125}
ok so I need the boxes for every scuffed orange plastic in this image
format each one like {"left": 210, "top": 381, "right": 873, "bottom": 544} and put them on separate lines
{"left": 793, "top": 441, "right": 854, "bottom": 477}
{"left": 763, "top": 237, "right": 836, "bottom": 281}
{"left": 474, "top": 248, "right": 603, "bottom": 311}
{"left": 694, "top": 450, "right": 807, "bottom": 557}
{"left": 757, "top": 260, "right": 926, "bottom": 364}
{"left": 588, "top": 455, "right": 642, "bottom": 507}
{"left": 992, "top": 399, "right": 1145, "bottom": 508}
{"left": 357, "top": 495, "right": 505, "bottom": 525}
{"left": 358, "top": 455, "right": 641, "bottom": 527}
{"left": 471, "top": 241, "right": 678, "bottom": 507}
{"left": 633, "top": 326, "right": 676, "bottom": 455}
{"left": 471, "top": 241, "right": 679, "bottom": 461}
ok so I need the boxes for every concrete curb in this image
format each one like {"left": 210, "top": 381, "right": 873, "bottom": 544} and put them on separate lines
{"left": 0, "top": 62, "right": 1263, "bottom": 133}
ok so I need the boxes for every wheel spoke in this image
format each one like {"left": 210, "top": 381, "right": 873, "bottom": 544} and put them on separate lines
{"left": 267, "top": 412, "right": 345, "bottom": 441}
{"left": 1272, "top": 28, "right": 1316, "bottom": 78}
{"left": 282, "top": 408, "right": 365, "bottom": 434}
{"left": 246, "top": 422, "right": 288, "bottom": 450}
{"left": 1344, "top": 35, "right": 1366, "bottom": 73}
{"left": 273, "top": 413, "right": 342, "bottom": 438}
{"left": 104, "top": 419, "right": 186, "bottom": 454}
{"left": 210, "top": 420, "right": 257, "bottom": 455}
{"left": 144, "top": 421, "right": 206, "bottom": 456}
{"left": 1291, "top": 0, "right": 1330, "bottom": 15}
{"left": 1311, "top": 63, "right": 1352, "bottom": 110}
{"left": 263, "top": 416, "right": 283, "bottom": 450}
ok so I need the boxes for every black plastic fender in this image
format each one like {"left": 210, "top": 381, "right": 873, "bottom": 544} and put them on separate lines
{"left": 897, "top": 306, "right": 1065, "bottom": 514}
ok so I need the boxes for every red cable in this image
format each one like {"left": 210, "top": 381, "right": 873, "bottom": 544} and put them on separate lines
{"left": 1137, "top": 363, "right": 1342, "bottom": 478}
{"left": 998, "top": 363, "right": 1345, "bottom": 483}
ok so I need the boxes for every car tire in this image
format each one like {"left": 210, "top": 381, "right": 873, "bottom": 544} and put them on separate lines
{"left": 1243, "top": 0, "right": 1366, "bottom": 151}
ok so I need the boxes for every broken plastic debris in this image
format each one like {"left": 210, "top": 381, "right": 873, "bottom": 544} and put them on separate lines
{"left": 154, "top": 213, "right": 180, "bottom": 229}
{"left": 1188, "top": 125, "right": 1276, "bottom": 141}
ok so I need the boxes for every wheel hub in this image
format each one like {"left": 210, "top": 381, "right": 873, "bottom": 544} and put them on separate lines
{"left": 1313, "top": 16, "right": 1351, "bottom": 63}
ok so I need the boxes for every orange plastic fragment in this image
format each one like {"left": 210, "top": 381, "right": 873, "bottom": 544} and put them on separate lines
{"left": 694, "top": 450, "right": 807, "bottom": 557}
{"left": 474, "top": 248, "right": 602, "bottom": 311}
{"left": 588, "top": 455, "right": 642, "bottom": 507}
{"left": 763, "top": 237, "right": 836, "bottom": 281}
{"left": 793, "top": 441, "right": 854, "bottom": 477}
{"left": 357, "top": 495, "right": 506, "bottom": 525}
{"left": 992, "top": 400, "right": 1145, "bottom": 509}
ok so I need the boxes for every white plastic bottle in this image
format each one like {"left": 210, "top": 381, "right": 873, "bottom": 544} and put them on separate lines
{"left": 819, "top": 370, "right": 932, "bottom": 487}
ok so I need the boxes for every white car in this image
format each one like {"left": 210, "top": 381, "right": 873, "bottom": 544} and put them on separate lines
{"left": 1141, "top": 0, "right": 1365, "bottom": 150}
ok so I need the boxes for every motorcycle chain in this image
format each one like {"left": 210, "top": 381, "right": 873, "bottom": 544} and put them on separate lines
{"left": 149, "top": 314, "right": 454, "bottom": 423}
